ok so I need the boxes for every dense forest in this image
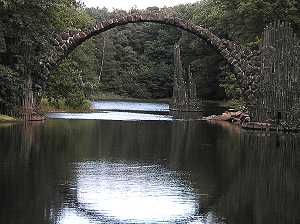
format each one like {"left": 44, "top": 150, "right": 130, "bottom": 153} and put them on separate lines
{"left": 0, "top": 0, "right": 299, "bottom": 113}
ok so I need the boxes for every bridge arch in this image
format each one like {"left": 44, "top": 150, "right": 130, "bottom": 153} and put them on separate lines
{"left": 46, "top": 13, "right": 261, "bottom": 105}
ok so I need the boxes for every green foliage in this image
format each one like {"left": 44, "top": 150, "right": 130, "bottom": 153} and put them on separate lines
{"left": 81, "top": 100, "right": 92, "bottom": 111}
{"left": 49, "top": 0, "right": 94, "bottom": 31}
{"left": 0, "top": 65, "right": 24, "bottom": 114}
{"left": 51, "top": 2, "right": 299, "bottom": 101}
{"left": 290, "top": 103, "right": 300, "bottom": 127}
{"left": 1, "top": 0, "right": 54, "bottom": 69}
{"left": 227, "top": 98, "right": 246, "bottom": 111}
{"left": 220, "top": 70, "right": 242, "bottom": 99}
{"left": 40, "top": 98, "right": 50, "bottom": 111}
{"left": 0, "top": 114, "right": 17, "bottom": 122}
{"left": 40, "top": 97, "right": 92, "bottom": 112}
{"left": 45, "top": 59, "right": 93, "bottom": 110}
{"left": 0, "top": 0, "right": 94, "bottom": 112}
{"left": 0, "top": 0, "right": 299, "bottom": 110}
{"left": 77, "top": 17, "right": 181, "bottom": 99}
{"left": 56, "top": 99, "right": 67, "bottom": 110}
{"left": 212, "top": 0, "right": 299, "bottom": 43}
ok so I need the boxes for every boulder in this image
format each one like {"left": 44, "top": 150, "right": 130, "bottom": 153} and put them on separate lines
{"left": 244, "top": 116, "right": 251, "bottom": 123}
{"left": 219, "top": 113, "right": 232, "bottom": 121}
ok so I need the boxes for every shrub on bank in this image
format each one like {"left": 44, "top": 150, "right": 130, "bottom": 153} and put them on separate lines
{"left": 0, "top": 114, "right": 17, "bottom": 122}
{"left": 81, "top": 100, "right": 92, "bottom": 111}
{"left": 40, "top": 97, "right": 91, "bottom": 112}
{"left": 42, "top": 59, "right": 93, "bottom": 112}
{"left": 227, "top": 98, "right": 246, "bottom": 111}
{"left": 0, "top": 65, "right": 24, "bottom": 115}
{"left": 290, "top": 103, "right": 300, "bottom": 128}
{"left": 40, "top": 98, "right": 50, "bottom": 111}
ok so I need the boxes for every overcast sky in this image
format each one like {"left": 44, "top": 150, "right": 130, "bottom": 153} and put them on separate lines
{"left": 81, "top": 0, "right": 199, "bottom": 11}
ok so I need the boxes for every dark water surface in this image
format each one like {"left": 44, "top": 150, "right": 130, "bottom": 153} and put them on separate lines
{"left": 0, "top": 101, "right": 299, "bottom": 224}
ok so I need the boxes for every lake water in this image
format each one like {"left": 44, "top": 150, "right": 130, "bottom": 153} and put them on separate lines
{"left": 0, "top": 100, "right": 299, "bottom": 224}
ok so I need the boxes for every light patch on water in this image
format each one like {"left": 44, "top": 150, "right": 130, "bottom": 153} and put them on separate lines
{"left": 59, "top": 161, "right": 200, "bottom": 223}
{"left": 91, "top": 101, "right": 169, "bottom": 112}
{"left": 58, "top": 208, "right": 92, "bottom": 224}
{"left": 47, "top": 111, "right": 173, "bottom": 121}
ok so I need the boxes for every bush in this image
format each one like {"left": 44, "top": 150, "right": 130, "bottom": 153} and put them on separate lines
{"left": 220, "top": 71, "right": 242, "bottom": 99}
{"left": 45, "top": 59, "right": 93, "bottom": 110}
{"left": 40, "top": 97, "right": 91, "bottom": 111}
{"left": 290, "top": 103, "right": 300, "bottom": 127}
{"left": 40, "top": 98, "right": 50, "bottom": 111}
{"left": 81, "top": 100, "right": 92, "bottom": 111}
{"left": 56, "top": 99, "right": 66, "bottom": 110}
{"left": 0, "top": 65, "right": 24, "bottom": 114}
{"left": 228, "top": 98, "right": 246, "bottom": 111}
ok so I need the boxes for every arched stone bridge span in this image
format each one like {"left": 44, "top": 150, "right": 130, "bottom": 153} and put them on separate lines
{"left": 47, "top": 13, "right": 261, "bottom": 105}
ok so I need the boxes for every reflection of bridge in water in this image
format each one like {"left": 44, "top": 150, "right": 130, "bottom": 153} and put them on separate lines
{"left": 0, "top": 121, "right": 299, "bottom": 223}
{"left": 214, "top": 130, "right": 300, "bottom": 224}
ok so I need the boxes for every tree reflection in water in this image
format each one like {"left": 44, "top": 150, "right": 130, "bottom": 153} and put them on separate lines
{"left": 0, "top": 120, "right": 299, "bottom": 224}
{"left": 213, "top": 130, "right": 300, "bottom": 224}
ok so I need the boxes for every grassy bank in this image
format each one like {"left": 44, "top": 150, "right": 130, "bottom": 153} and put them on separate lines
{"left": 220, "top": 98, "right": 247, "bottom": 111}
{"left": 91, "top": 92, "right": 129, "bottom": 100}
{"left": 40, "top": 98, "right": 92, "bottom": 113}
{"left": 0, "top": 114, "right": 17, "bottom": 122}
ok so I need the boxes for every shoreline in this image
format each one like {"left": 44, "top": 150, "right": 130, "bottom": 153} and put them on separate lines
{"left": 90, "top": 97, "right": 172, "bottom": 104}
{"left": 0, "top": 114, "right": 19, "bottom": 123}
{"left": 41, "top": 98, "right": 171, "bottom": 114}
{"left": 204, "top": 110, "right": 300, "bottom": 133}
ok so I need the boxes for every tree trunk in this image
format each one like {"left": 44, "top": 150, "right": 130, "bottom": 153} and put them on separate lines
{"left": 98, "top": 36, "right": 106, "bottom": 83}
{"left": 22, "top": 75, "right": 34, "bottom": 121}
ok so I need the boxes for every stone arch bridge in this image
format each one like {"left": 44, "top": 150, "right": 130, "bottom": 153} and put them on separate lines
{"left": 45, "top": 12, "right": 261, "bottom": 107}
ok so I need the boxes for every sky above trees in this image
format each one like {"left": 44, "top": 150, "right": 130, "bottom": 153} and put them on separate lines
{"left": 81, "top": 0, "right": 199, "bottom": 10}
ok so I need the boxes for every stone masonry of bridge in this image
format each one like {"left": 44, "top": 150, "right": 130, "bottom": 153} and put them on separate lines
{"left": 45, "top": 12, "right": 262, "bottom": 107}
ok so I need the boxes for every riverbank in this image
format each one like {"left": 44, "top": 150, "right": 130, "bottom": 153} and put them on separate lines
{"left": 40, "top": 98, "right": 92, "bottom": 113}
{"left": 41, "top": 97, "right": 171, "bottom": 114}
{"left": 41, "top": 108, "right": 96, "bottom": 113}
{"left": 0, "top": 114, "right": 18, "bottom": 123}
{"left": 204, "top": 110, "right": 250, "bottom": 124}
{"left": 91, "top": 92, "right": 130, "bottom": 100}
{"left": 204, "top": 110, "right": 300, "bottom": 132}
{"left": 91, "top": 95, "right": 171, "bottom": 104}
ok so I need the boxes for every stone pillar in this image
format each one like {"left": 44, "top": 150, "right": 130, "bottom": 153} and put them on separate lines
{"left": 172, "top": 43, "right": 188, "bottom": 110}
